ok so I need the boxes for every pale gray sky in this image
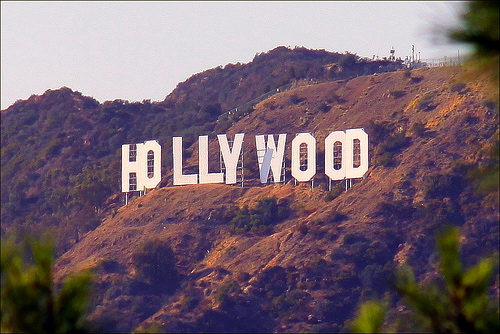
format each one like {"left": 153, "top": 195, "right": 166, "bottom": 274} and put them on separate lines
{"left": 1, "top": 1, "right": 470, "bottom": 110}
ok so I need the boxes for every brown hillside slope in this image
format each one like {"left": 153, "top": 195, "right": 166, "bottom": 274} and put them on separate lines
{"left": 54, "top": 66, "right": 498, "bottom": 333}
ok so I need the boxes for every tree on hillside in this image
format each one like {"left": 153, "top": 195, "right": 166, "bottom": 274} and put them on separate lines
{"left": 69, "top": 164, "right": 117, "bottom": 214}
{"left": 131, "top": 239, "right": 180, "bottom": 294}
{"left": 1, "top": 237, "right": 93, "bottom": 333}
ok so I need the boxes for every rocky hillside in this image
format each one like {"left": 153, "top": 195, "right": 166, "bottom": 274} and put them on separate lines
{"left": 0, "top": 47, "right": 404, "bottom": 256}
{"left": 52, "top": 65, "right": 498, "bottom": 332}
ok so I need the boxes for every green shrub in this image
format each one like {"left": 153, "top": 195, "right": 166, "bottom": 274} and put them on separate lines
{"left": 269, "top": 289, "right": 307, "bottom": 318}
{"left": 254, "top": 266, "right": 289, "bottom": 298}
{"left": 297, "top": 223, "right": 309, "bottom": 234}
{"left": 131, "top": 240, "right": 179, "bottom": 294}
{"left": 326, "top": 92, "right": 347, "bottom": 104}
{"left": 325, "top": 182, "right": 344, "bottom": 201}
{"left": 289, "top": 94, "right": 304, "bottom": 104}
{"left": 424, "top": 173, "right": 467, "bottom": 199}
{"left": 450, "top": 82, "right": 468, "bottom": 94}
{"left": 179, "top": 294, "right": 199, "bottom": 311}
{"left": 409, "top": 76, "right": 424, "bottom": 84}
{"left": 389, "top": 90, "right": 406, "bottom": 99}
{"left": 375, "top": 151, "right": 395, "bottom": 167}
{"left": 381, "top": 132, "right": 411, "bottom": 153}
{"left": 371, "top": 127, "right": 411, "bottom": 167}
{"left": 200, "top": 103, "right": 222, "bottom": 116}
{"left": 215, "top": 280, "right": 241, "bottom": 305}
{"left": 417, "top": 96, "right": 435, "bottom": 111}
{"left": 230, "top": 197, "right": 290, "bottom": 234}
{"left": 318, "top": 102, "right": 331, "bottom": 113}
{"left": 365, "top": 120, "right": 393, "bottom": 144}
{"left": 411, "top": 122, "right": 426, "bottom": 136}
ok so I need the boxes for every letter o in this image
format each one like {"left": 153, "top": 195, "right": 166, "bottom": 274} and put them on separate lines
{"left": 291, "top": 133, "right": 316, "bottom": 182}
{"left": 325, "top": 131, "right": 346, "bottom": 181}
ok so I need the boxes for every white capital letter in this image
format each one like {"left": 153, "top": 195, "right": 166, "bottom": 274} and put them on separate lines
{"left": 255, "top": 134, "right": 287, "bottom": 183}
{"left": 345, "top": 128, "right": 369, "bottom": 179}
{"left": 199, "top": 135, "right": 224, "bottom": 184}
{"left": 291, "top": 133, "right": 316, "bottom": 182}
{"left": 218, "top": 133, "right": 244, "bottom": 184}
{"left": 122, "top": 143, "right": 140, "bottom": 192}
{"left": 324, "top": 131, "right": 346, "bottom": 181}
{"left": 141, "top": 140, "right": 162, "bottom": 189}
{"left": 173, "top": 136, "right": 198, "bottom": 185}
{"left": 122, "top": 140, "right": 162, "bottom": 191}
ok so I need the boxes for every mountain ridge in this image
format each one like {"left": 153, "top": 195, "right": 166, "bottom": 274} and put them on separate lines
{"left": 1, "top": 46, "right": 498, "bottom": 332}
{"left": 52, "top": 65, "right": 499, "bottom": 332}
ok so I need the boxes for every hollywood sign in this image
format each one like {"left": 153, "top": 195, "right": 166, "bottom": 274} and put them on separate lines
{"left": 121, "top": 129, "right": 368, "bottom": 192}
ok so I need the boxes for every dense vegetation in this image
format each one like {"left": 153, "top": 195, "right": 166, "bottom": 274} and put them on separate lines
{"left": 1, "top": 237, "right": 92, "bottom": 333}
{"left": 229, "top": 197, "right": 290, "bottom": 234}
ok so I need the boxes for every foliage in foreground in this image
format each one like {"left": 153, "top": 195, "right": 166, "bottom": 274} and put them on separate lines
{"left": 1, "top": 237, "right": 92, "bottom": 333}
{"left": 349, "top": 227, "right": 499, "bottom": 333}
{"left": 448, "top": 0, "right": 499, "bottom": 89}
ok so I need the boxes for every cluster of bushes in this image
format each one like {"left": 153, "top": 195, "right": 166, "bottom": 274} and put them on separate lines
{"left": 365, "top": 120, "right": 411, "bottom": 167}
{"left": 242, "top": 266, "right": 312, "bottom": 322}
{"left": 388, "top": 89, "right": 406, "bottom": 99}
{"left": 247, "top": 259, "right": 387, "bottom": 328}
{"left": 243, "top": 258, "right": 393, "bottom": 328}
{"left": 131, "top": 239, "right": 180, "bottom": 294}
{"left": 424, "top": 173, "right": 467, "bottom": 200}
{"left": 267, "top": 289, "right": 308, "bottom": 319}
{"left": 297, "top": 218, "right": 343, "bottom": 241}
{"left": 214, "top": 280, "right": 241, "bottom": 306}
{"left": 230, "top": 197, "right": 290, "bottom": 234}
{"left": 375, "top": 131, "right": 411, "bottom": 167}
{"left": 450, "top": 82, "right": 469, "bottom": 94}
{"left": 328, "top": 233, "right": 400, "bottom": 301}
{"left": 84, "top": 246, "right": 181, "bottom": 330}
{"left": 325, "top": 181, "right": 344, "bottom": 201}
{"left": 373, "top": 200, "right": 415, "bottom": 221}
{"left": 410, "top": 122, "right": 427, "bottom": 136}
{"left": 289, "top": 94, "right": 305, "bottom": 105}
{"left": 317, "top": 102, "right": 332, "bottom": 113}
{"left": 409, "top": 170, "right": 470, "bottom": 229}
{"left": 417, "top": 95, "right": 437, "bottom": 111}
{"left": 326, "top": 91, "right": 347, "bottom": 104}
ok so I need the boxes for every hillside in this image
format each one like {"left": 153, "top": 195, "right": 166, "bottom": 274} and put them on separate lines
{"left": 0, "top": 47, "right": 404, "bottom": 256}
{"left": 51, "top": 65, "right": 499, "bottom": 332}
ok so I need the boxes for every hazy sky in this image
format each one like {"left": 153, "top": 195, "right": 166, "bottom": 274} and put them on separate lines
{"left": 1, "top": 1, "right": 470, "bottom": 110}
